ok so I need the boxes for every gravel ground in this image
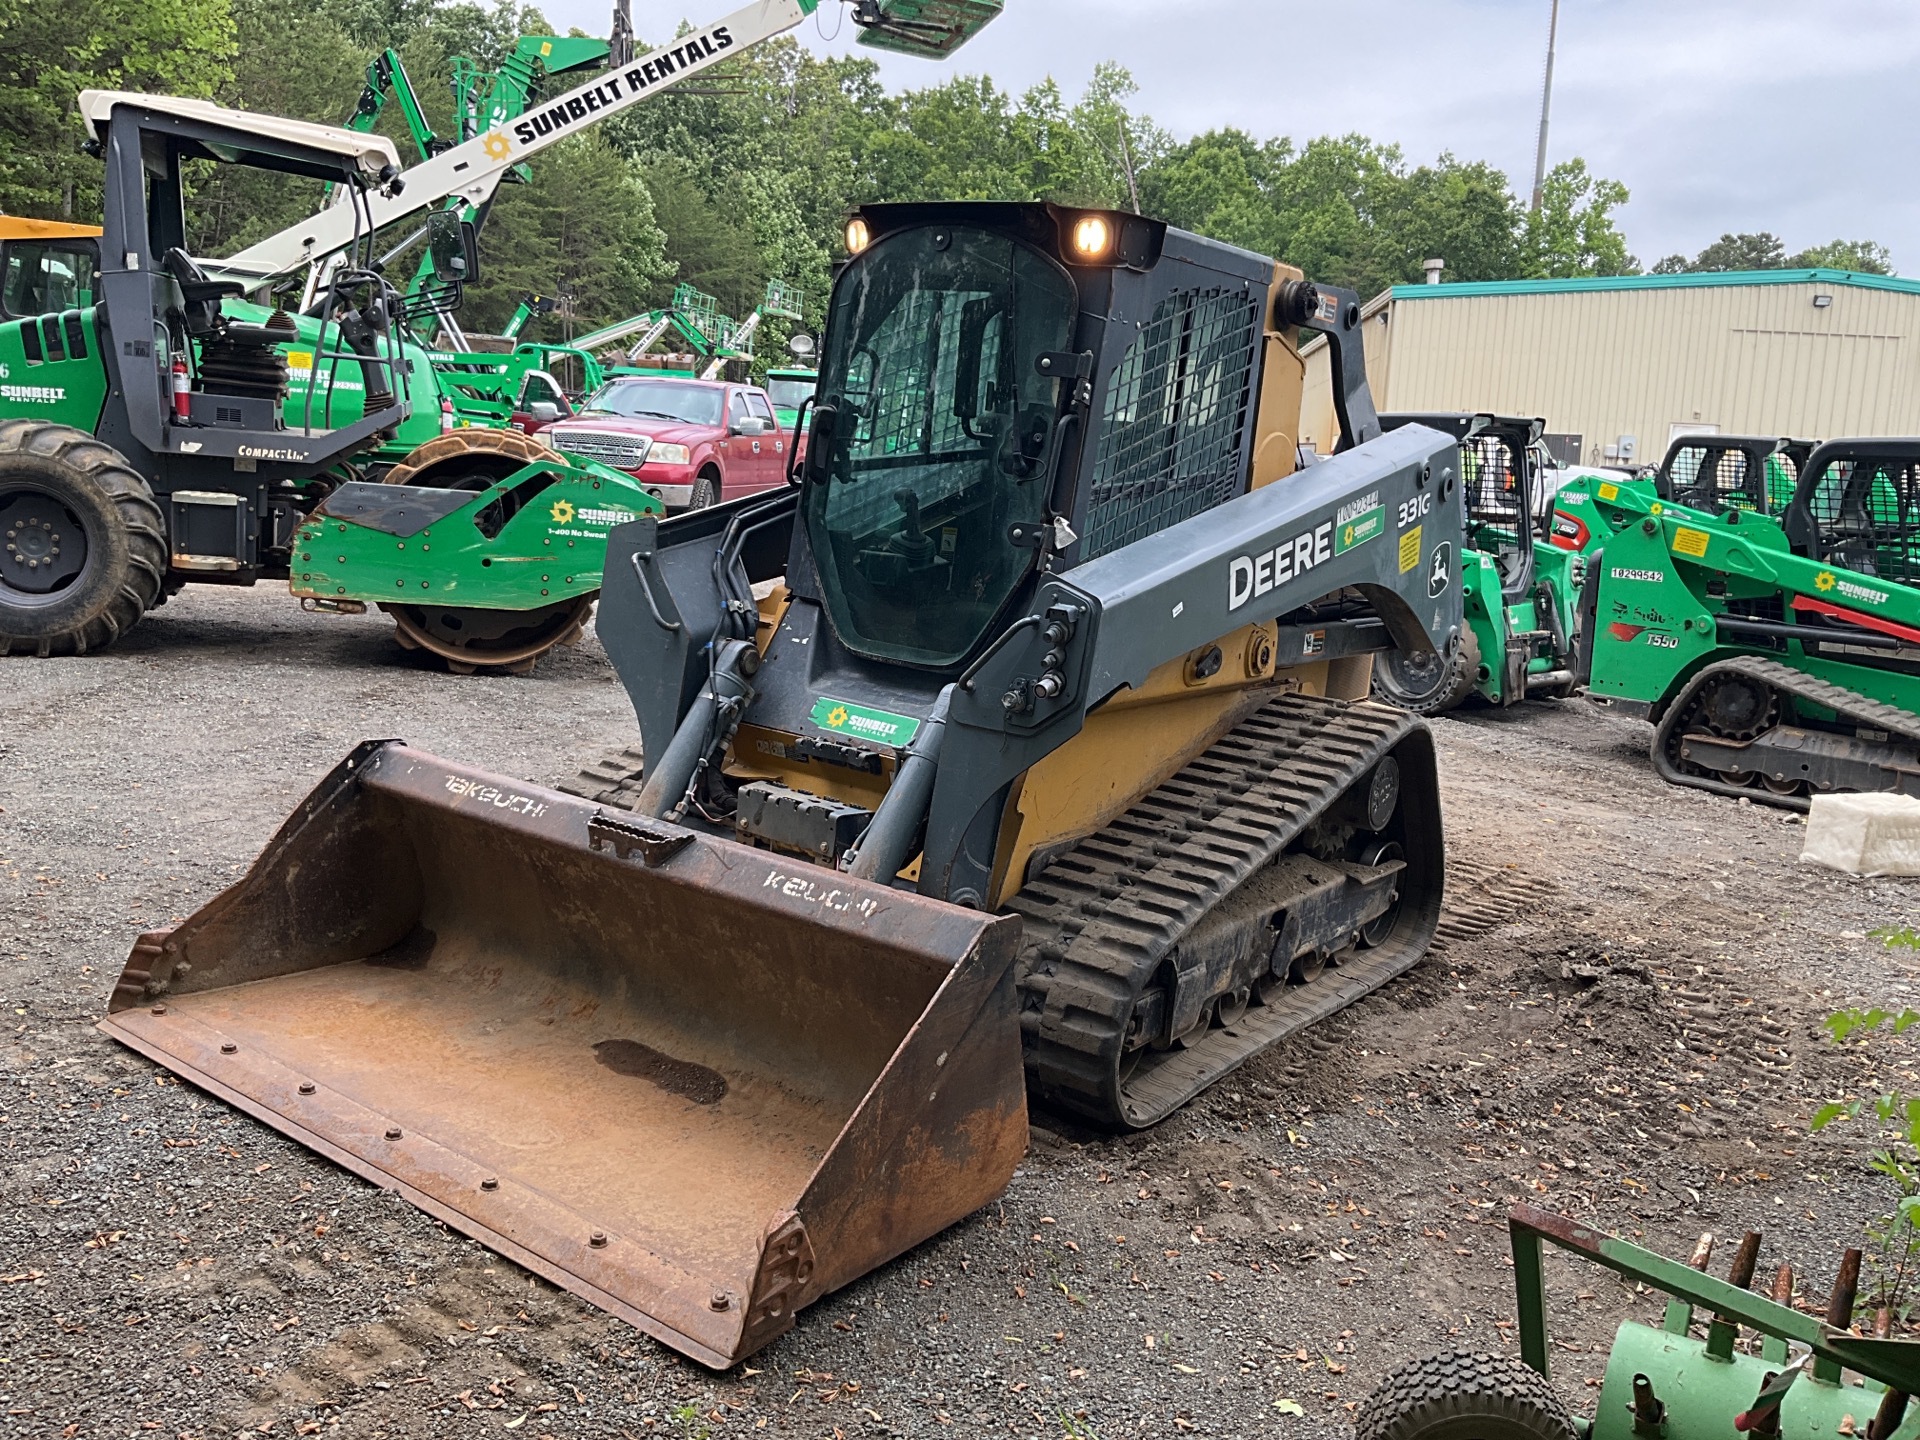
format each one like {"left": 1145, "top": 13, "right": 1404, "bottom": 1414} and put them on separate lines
{"left": 4, "top": 585, "right": 1920, "bottom": 1440}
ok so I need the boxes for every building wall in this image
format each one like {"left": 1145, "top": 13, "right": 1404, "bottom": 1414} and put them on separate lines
{"left": 1300, "top": 278, "right": 1920, "bottom": 464}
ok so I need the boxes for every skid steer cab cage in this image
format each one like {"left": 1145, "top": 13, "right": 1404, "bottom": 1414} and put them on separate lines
{"left": 1509, "top": 1206, "right": 1920, "bottom": 1440}
{"left": 100, "top": 741, "right": 1028, "bottom": 1369}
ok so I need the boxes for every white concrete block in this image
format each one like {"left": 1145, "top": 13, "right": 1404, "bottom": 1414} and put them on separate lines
{"left": 1800, "top": 792, "right": 1920, "bottom": 877}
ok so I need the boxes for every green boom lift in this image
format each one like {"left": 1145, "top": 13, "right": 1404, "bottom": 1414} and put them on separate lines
{"left": 1573, "top": 435, "right": 1920, "bottom": 807}
{"left": 1361, "top": 1206, "right": 1920, "bottom": 1440}
{"left": 1371, "top": 413, "right": 1586, "bottom": 712}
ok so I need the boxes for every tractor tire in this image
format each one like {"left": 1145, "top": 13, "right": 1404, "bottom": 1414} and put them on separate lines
{"left": 687, "top": 470, "right": 718, "bottom": 510}
{"left": 0, "top": 420, "right": 166, "bottom": 658}
{"left": 1356, "top": 1352, "right": 1576, "bottom": 1440}
{"left": 1372, "top": 625, "right": 1481, "bottom": 716}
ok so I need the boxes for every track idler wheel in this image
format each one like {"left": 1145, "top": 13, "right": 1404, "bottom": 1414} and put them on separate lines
{"left": 380, "top": 429, "right": 585, "bottom": 675}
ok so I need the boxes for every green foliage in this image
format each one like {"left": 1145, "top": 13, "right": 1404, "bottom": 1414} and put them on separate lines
{"left": 1650, "top": 231, "right": 1893, "bottom": 277}
{"left": 1523, "top": 158, "right": 1635, "bottom": 278}
{"left": 1819, "top": 999, "right": 1920, "bottom": 1315}
{"left": 0, "top": 0, "right": 236, "bottom": 221}
{"left": 1875, "top": 925, "right": 1920, "bottom": 950}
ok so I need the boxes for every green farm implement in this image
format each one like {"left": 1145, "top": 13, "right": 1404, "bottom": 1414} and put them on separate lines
{"left": 1371, "top": 413, "right": 1585, "bottom": 712}
{"left": 1575, "top": 436, "right": 1920, "bottom": 807}
{"left": 1361, "top": 1206, "right": 1920, "bottom": 1440}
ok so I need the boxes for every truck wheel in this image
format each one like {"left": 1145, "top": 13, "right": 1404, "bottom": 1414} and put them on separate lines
{"left": 0, "top": 421, "right": 165, "bottom": 657}
{"left": 1372, "top": 626, "right": 1481, "bottom": 716}
{"left": 1356, "top": 1352, "right": 1575, "bottom": 1440}
{"left": 687, "top": 471, "right": 718, "bottom": 510}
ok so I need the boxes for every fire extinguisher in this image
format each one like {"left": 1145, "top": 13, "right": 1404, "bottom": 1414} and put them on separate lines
{"left": 440, "top": 396, "right": 455, "bottom": 433}
{"left": 171, "top": 355, "right": 191, "bottom": 421}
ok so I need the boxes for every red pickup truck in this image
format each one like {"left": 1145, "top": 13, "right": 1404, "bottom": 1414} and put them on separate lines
{"left": 539, "top": 376, "right": 791, "bottom": 511}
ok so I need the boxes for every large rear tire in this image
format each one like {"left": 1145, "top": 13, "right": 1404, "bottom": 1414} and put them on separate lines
{"left": 1356, "top": 1353, "right": 1576, "bottom": 1440}
{"left": 379, "top": 428, "right": 582, "bottom": 675}
{"left": 0, "top": 420, "right": 165, "bottom": 657}
{"left": 1372, "top": 626, "right": 1480, "bottom": 716}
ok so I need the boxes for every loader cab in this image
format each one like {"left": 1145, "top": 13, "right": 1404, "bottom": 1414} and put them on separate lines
{"left": 0, "top": 222, "right": 102, "bottom": 319}
{"left": 802, "top": 201, "right": 1272, "bottom": 673}
{"left": 1655, "top": 434, "right": 1795, "bottom": 519}
{"left": 1381, "top": 412, "right": 1542, "bottom": 603}
{"left": 1785, "top": 438, "right": 1920, "bottom": 587}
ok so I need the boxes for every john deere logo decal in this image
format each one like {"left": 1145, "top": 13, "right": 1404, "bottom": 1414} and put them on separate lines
{"left": 549, "top": 499, "right": 576, "bottom": 525}
{"left": 1815, "top": 571, "right": 1837, "bottom": 592}
{"left": 482, "top": 132, "right": 512, "bottom": 160}
{"left": 809, "top": 697, "right": 920, "bottom": 747}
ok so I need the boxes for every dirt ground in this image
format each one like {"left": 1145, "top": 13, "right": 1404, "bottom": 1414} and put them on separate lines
{"left": 4, "top": 586, "right": 1919, "bottom": 1440}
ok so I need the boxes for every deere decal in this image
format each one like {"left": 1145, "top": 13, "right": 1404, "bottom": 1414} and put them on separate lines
{"left": 809, "top": 697, "right": 920, "bottom": 747}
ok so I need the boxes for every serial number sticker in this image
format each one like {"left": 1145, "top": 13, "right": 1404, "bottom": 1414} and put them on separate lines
{"left": 1672, "top": 527, "right": 1711, "bottom": 558}
{"left": 1398, "top": 524, "right": 1423, "bottom": 574}
{"left": 762, "top": 868, "right": 881, "bottom": 921}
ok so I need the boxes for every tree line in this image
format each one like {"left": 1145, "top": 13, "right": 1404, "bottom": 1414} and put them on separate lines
{"left": 0, "top": 0, "right": 1896, "bottom": 350}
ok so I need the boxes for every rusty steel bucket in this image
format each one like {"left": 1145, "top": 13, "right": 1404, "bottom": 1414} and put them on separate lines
{"left": 99, "top": 741, "right": 1028, "bottom": 1368}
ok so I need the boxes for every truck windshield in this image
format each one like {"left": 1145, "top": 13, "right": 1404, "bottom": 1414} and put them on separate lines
{"left": 765, "top": 375, "right": 816, "bottom": 412}
{"left": 805, "top": 225, "right": 1076, "bottom": 668}
{"left": 581, "top": 379, "right": 723, "bottom": 426}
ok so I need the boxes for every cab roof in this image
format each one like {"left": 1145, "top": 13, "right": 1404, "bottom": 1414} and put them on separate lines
{"left": 78, "top": 91, "right": 401, "bottom": 180}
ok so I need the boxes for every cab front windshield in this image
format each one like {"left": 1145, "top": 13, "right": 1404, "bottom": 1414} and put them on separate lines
{"left": 580, "top": 379, "right": 724, "bottom": 426}
{"left": 805, "top": 226, "right": 1076, "bottom": 668}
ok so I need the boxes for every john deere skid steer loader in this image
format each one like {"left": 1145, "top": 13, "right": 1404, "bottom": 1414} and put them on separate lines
{"left": 1371, "top": 412, "right": 1584, "bottom": 712}
{"left": 102, "top": 202, "right": 1467, "bottom": 1366}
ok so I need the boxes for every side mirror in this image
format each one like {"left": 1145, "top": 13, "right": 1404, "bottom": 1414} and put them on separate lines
{"left": 528, "top": 401, "right": 561, "bottom": 422}
{"left": 732, "top": 417, "right": 767, "bottom": 437}
{"left": 426, "top": 211, "right": 466, "bottom": 284}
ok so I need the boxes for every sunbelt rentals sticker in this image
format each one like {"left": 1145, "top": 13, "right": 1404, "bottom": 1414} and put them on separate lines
{"left": 810, "top": 697, "right": 920, "bottom": 747}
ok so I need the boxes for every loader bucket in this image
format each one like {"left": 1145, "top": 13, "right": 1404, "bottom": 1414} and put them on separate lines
{"left": 99, "top": 742, "right": 1028, "bottom": 1368}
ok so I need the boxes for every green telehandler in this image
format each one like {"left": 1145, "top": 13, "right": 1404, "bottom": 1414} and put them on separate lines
{"left": 1371, "top": 412, "right": 1585, "bottom": 713}
{"left": 1574, "top": 435, "right": 1920, "bottom": 806}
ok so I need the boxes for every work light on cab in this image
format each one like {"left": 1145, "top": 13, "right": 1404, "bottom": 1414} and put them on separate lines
{"left": 1070, "top": 214, "right": 1111, "bottom": 260}
{"left": 844, "top": 217, "right": 871, "bottom": 256}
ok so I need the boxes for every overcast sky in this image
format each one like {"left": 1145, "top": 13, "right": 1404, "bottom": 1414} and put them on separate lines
{"left": 541, "top": 0, "right": 1920, "bottom": 273}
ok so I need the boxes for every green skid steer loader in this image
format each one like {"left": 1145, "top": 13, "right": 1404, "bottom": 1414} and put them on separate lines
{"left": 1371, "top": 412, "right": 1584, "bottom": 712}
{"left": 0, "top": 93, "right": 661, "bottom": 669}
{"left": 103, "top": 201, "right": 1470, "bottom": 1366}
{"left": 1576, "top": 435, "right": 1920, "bottom": 806}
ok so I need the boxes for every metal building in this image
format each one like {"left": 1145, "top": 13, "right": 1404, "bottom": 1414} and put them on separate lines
{"left": 1300, "top": 268, "right": 1920, "bottom": 465}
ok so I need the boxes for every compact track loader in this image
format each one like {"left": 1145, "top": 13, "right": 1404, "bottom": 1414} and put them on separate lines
{"left": 1577, "top": 436, "right": 1920, "bottom": 807}
{"left": 1371, "top": 412, "right": 1583, "bottom": 712}
{"left": 103, "top": 202, "right": 1468, "bottom": 1366}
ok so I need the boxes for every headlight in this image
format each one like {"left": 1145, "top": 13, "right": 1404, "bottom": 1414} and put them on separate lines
{"left": 649, "top": 443, "right": 691, "bottom": 465}
{"left": 844, "top": 217, "right": 871, "bottom": 256}
{"left": 531, "top": 429, "right": 554, "bottom": 448}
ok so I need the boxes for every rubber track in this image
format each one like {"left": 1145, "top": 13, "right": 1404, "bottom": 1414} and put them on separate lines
{"left": 555, "top": 746, "right": 649, "bottom": 807}
{"left": 1653, "top": 654, "right": 1920, "bottom": 811}
{"left": 1005, "top": 693, "right": 1441, "bottom": 1128}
